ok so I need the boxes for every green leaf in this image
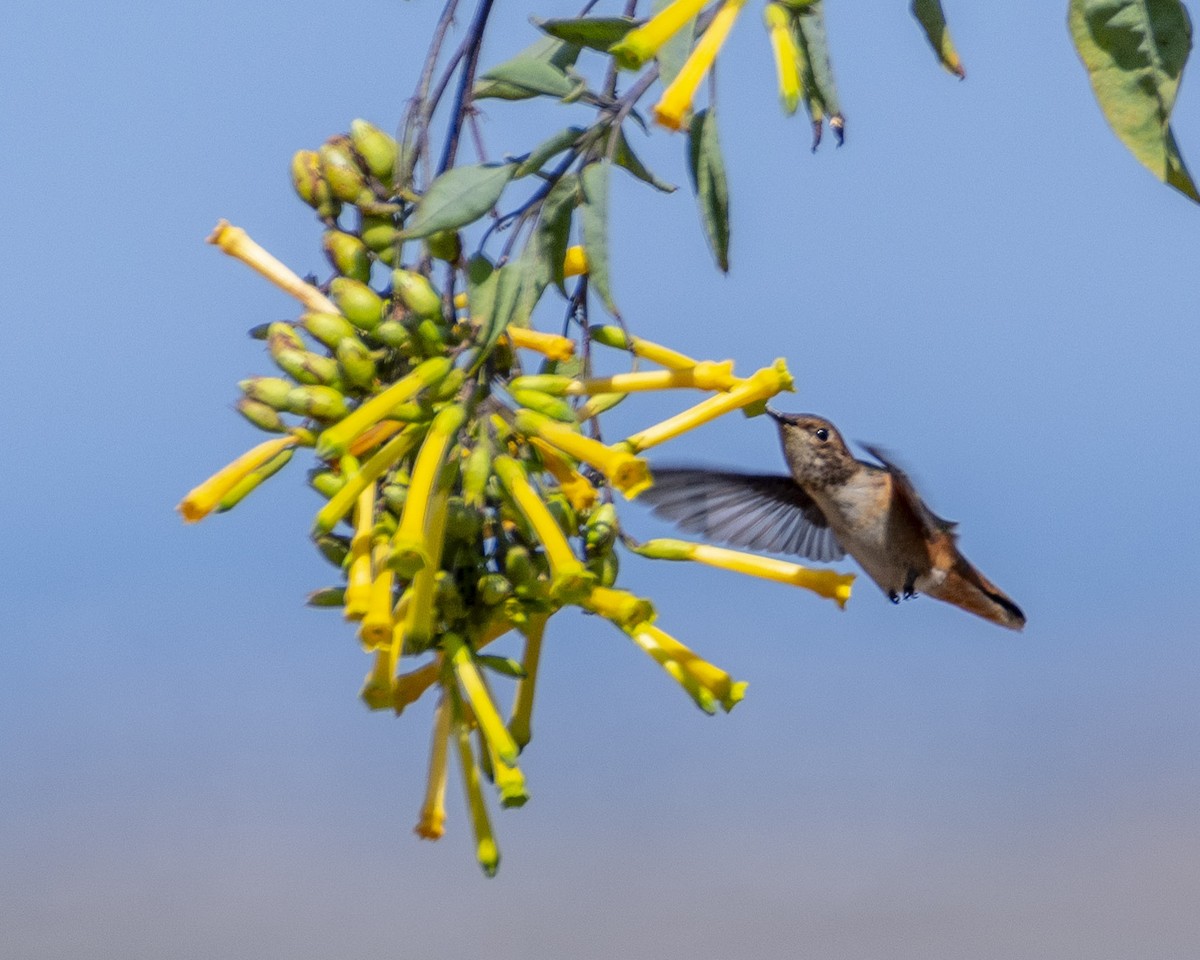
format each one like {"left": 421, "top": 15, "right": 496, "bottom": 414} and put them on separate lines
{"left": 470, "top": 260, "right": 525, "bottom": 373}
{"left": 652, "top": 0, "right": 695, "bottom": 89}
{"left": 613, "top": 129, "right": 676, "bottom": 192}
{"left": 1069, "top": 0, "right": 1198, "bottom": 202}
{"left": 581, "top": 161, "right": 617, "bottom": 315}
{"left": 475, "top": 38, "right": 581, "bottom": 101}
{"left": 790, "top": 0, "right": 844, "bottom": 148}
{"left": 399, "top": 163, "right": 515, "bottom": 239}
{"left": 514, "top": 126, "right": 586, "bottom": 178}
{"left": 465, "top": 253, "right": 497, "bottom": 320}
{"left": 687, "top": 108, "right": 730, "bottom": 273}
{"left": 478, "top": 57, "right": 575, "bottom": 99}
{"left": 911, "top": 0, "right": 966, "bottom": 78}
{"left": 475, "top": 654, "right": 528, "bottom": 679}
{"left": 540, "top": 173, "right": 580, "bottom": 293}
{"left": 537, "top": 17, "right": 638, "bottom": 52}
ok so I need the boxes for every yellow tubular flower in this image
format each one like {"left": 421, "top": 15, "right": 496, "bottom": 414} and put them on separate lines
{"left": 622, "top": 358, "right": 794, "bottom": 452}
{"left": 360, "top": 592, "right": 403, "bottom": 709}
{"left": 313, "top": 424, "right": 424, "bottom": 536}
{"left": 591, "top": 325, "right": 698, "bottom": 369}
{"left": 207, "top": 221, "right": 340, "bottom": 314}
{"left": 764, "top": 4, "right": 801, "bottom": 115}
{"left": 581, "top": 585, "right": 656, "bottom": 630}
{"left": 450, "top": 685, "right": 501, "bottom": 877}
{"left": 567, "top": 361, "right": 737, "bottom": 396}
{"left": 504, "top": 327, "right": 575, "bottom": 362}
{"left": 562, "top": 245, "right": 589, "bottom": 278}
{"left": 177, "top": 435, "right": 298, "bottom": 523}
{"left": 315, "top": 356, "right": 452, "bottom": 460}
{"left": 630, "top": 621, "right": 746, "bottom": 711}
{"left": 514, "top": 410, "right": 653, "bottom": 499}
{"left": 489, "top": 750, "right": 529, "bottom": 808}
{"left": 625, "top": 626, "right": 716, "bottom": 714}
{"left": 415, "top": 691, "right": 452, "bottom": 839}
{"left": 652, "top": 0, "right": 750, "bottom": 131}
{"left": 399, "top": 476, "right": 453, "bottom": 651}
{"left": 347, "top": 420, "right": 405, "bottom": 458}
{"left": 609, "top": 0, "right": 709, "bottom": 70}
{"left": 636, "top": 536, "right": 854, "bottom": 607}
{"left": 444, "top": 633, "right": 520, "bottom": 766}
{"left": 529, "top": 439, "right": 598, "bottom": 515}
{"left": 493, "top": 456, "right": 596, "bottom": 603}
{"left": 390, "top": 405, "right": 467, "bottom": 577}
{"left": 394, "top": 656, "right": 441, "bottom": 714}
{"left": 342, "top": 482, "right": 377, "bottom": 620}
{"left": 359, "top": 541, "right": 397, "bottom": 649}
{"left": 508, "top": 614, "right": 548, "bottom": 750}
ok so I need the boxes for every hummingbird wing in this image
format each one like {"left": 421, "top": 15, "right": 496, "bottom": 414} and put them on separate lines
{"left": 858, "top": 444, "right": 957, "bottom": 539}
{"left": 640, "top": 468, "right": 846, "bottom": 562}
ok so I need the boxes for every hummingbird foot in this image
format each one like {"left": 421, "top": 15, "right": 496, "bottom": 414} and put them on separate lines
{"left": 888, "top": 590, "right": 901, "bottom": 605}
{"left": 903, "top": 570, "right": 919, "bottom": 600}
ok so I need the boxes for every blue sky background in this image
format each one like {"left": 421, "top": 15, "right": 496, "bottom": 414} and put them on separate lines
{"left": 4, "top": 1, "right": 1200, "bottom": 957}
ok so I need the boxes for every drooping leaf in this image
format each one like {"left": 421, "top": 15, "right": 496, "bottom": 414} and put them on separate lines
{"left": 687, "top": 108, "right": 730, "bottom": 273}
{"left": 613, "top": 129, "right": 676, "bottom": 192}
{"left": 470, "top": 260, "right": 525, "bottom": 372}
{"left": 790, "top": 0, "right": 844, "bottom": 148}
{"left": 1069, "top": 0, "right": 1198, "bottom": 202}
{"left": 652, "top": 0, "right": 696, "bottom": 89}
{"left": 514, "top": 126, "right": 586, "bottom": 178}
{"left": 537, "top": 17, "right": 638, "bottom": 52}
{"left": 465, "top": 253, "right": 498, "bottom": 321}
{"left": 911, "top": 0, "right": 966, "bottom": 78}
{"left": 539, "top": 173, "right": 580, "bottom": 293}
{"left": 474, "top": 38, "right": 582, "bottom": 100}
{"left": 580, "top": 161, "right": 617, "bottom": 314}
{"left": 399, "top": 163, "right": 515, "bottom": 239}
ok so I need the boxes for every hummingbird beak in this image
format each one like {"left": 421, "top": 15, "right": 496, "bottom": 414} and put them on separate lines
{"left": 765, "top": 405, "right": 787, "bottom": 424}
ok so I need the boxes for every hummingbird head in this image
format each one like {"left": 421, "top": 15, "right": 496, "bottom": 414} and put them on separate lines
{"left": 766, "top": 409, "right": 857, "bottom": 488}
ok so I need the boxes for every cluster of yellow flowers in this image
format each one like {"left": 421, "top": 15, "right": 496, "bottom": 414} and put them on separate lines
{"left": 179, "top": 119, "right": 852, "bottom": 875}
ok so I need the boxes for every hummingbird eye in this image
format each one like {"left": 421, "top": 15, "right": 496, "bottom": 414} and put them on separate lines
{"left": 814, "top": 427, "right": 829, "bottom": 442}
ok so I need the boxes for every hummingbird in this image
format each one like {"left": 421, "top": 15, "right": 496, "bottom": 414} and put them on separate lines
{"left": 640, "top": 410, "right": 1026, "bottom": 630}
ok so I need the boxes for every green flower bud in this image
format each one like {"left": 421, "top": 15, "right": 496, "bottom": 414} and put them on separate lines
{"left": 273, "top": 348, "right": 341, "bottom": 386}
{"left": 300, "top": 311, "right": 356, "bottom": 350}
{"left": 236, "top": 397, "right": 287, "bottom": 433}
{"left": 587, "top": 549, "right": 619, "bottom": 587}
{"left": 392, "top": 269, "right": 443, "bottom": 322}
{"left": 425, "top": 230, "right": 461, "bottom": 263}
{"left": 446, "top": 497, "right": 483, "bottom": 542}
{"left": 372, "top": 319, "right": 410, "bottom": 349}
{"left": 322, "top": 230, "right": 372, "bottom": 283}
{"left": 511, "top": 388, "right": 577, "bottom": 423}
{"left": 247, "top": 322, "right": 272, "bottom": 340}
{"left": 590, "top": 325, "right": 629, "bottom": 349}
{"left": 329, "top": 277, "right": 384, "bottom": 331}
{"left": 318, "top": 136, "right": 370, "bottom": 204}
{"left": 360, "top": 214, "right": 399, "bottom": 253}
{"left": 314, "top": 533, "right": 351, "bottom": 567}
{"left": 306, "top": 586, "right": 346, "bottom": 607}
{"left": 544, "top": 493, "right": 578, "bottom": 539}
{"left": 462, "top": 433, "right": 494, "bottom": 510}
{"left": 585, "top": 503, "right": 618, "bottom": 556}
{"left": 509, "top": 374, "right": 573, "bottom": 396}
{"left": 309, "top": 470, "right": 346, "bottom": 499}
{"left": 284, "top": 385, "right": 350, "bottom": 420}
{"left": 290, "top": 150, "right": 322, "bottom": 208}
{"left": 413, "top": 318, "right": 448, "bottom": 357}
{"left": 504, "top": 545, "right": 536, "bottom": 591}
{"left": 429, "top": 367, "right": 465, "bottom": 402}
{"left": 336, "top": 337, "right": 377, "bottom": 390}
{"left": 239, "top": 376, "right": 294, "bottom": 409}
{"left": 349, "top": 119, "right": 398, "bottom": 184}
{"left": 266, "top": 321, "right": 305, "bottom": 355}
{"left": 435, "top": 571, "right": 467, "bottom": 622}
{"left": 477, "top": 573, "right": 513, "bottom": 606}
{"left": 381, "top": 483, "right": 407, "bottom": 515}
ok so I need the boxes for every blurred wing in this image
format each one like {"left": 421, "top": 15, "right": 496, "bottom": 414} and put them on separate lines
{"left": 641, "top": 468, "right": 845, "bottom": 562}
{"left": 859, "top": 444, "right": 957, "bottom": 539}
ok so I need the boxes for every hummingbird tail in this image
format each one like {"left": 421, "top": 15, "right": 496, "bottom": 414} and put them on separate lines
{"left": 936, "top": 559, "right": 1026, "bottom": 631}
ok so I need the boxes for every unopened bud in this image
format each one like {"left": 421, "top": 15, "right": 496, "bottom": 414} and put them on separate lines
{"left": 322, "top": 230, "right": 372, "bottom": 283}
{"left": 382, "top": 483, "right": 408, "bottom": 515}
{"left": 315, "top": 533, "right": 351, "bottom": 566}
{"left": 329, "top": 277, "right": 384, "bottom": 331}
{"left": 349, "top": 119, "right": 398, "bottom": 185}
{"left": 290, "top": 150, "right": 322, "bottom": 208}
{"left": 319, "top": 136, "right": 370, "bottom": 204}
{"left": 300, "top": 311, "right": 357, "bottom": 350}
{"left": 247, "top": 322, "right": 272, "bottom": 340}
{"left": 585, "top": 503, "right": 618, "bottom": 555}
{"left": 587, "top": 549, "right": 619, "bottom": 587}
{"left": 239, "top": 376, "right": 294, "bottom": 409}
{"left": 392, "top": 269, "right": 443, "bottom": 322}
{"left": 272, "top": 347, "right": 340, "bottom": 386}
{"left": 236, "top": 397, "right": 287, "bottom": 433}
{"left": 307, "top": 586, "right": 346, "bottom": 607}
{"left": 511, "top": 388, "right": 576, "bottom": 423}
{"left": 425, "top": 230, "right": 461, "bottom": 263}
{"left": 266, "top": 321, "right": 305, "bottom": 355}
{"left": 309, "top": 470, "right": 345, "bottom": 499}
{"left": 336, "top": 338, "right": 377, "bottom": 390}
{"left": 435, "top": 571, "right": 467, "bottom": 622}
{"left": 372, "top": 319, "right": 410, "bottom": 349}
{"left": 477, "top": 573, "right": 513, "bottom": 606}
{"left": 509, "top": 375, "right": 573, "bottom": 396}
{"left": 285, "top": 385, "right": 350, "bottom": 420}
{"left": 360, "top": 214, "right": 399, "bottom": 252}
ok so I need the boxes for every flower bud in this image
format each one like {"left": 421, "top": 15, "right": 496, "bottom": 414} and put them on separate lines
{"left": 284, "top": 385, "right": 350, "bottom": 420}
{"left": 336, "top": 337, "right": 377, "bottom": 390}
{"left": 349, "top": 119, "right": 398, "bottom": 185}
{"left": 413, "top": 318, "right": 448, "bottom": 357}
{"left": 462, "top": 433, "right": 494, "bottom": 510}
{"left": 477, "top": 573, "right": 513, "bottom": 606}
{"left": 247, "top": 322, "right": 272, "bottom": 340}
{"left": 290, "top": 149, "right": 322, "bottom": 207}
{"left": 425, "top": 230, "right": 461, "bottom": 262}
{"left": 392, "top": 269, "right": 443, "bottom": 322}
{"left": 511, "top": 388, "right": 577, "bottom": 423}
{"left": 313, "top": 533, "right": 351, "bottom": 567}
{"left": 322, "top": 230, "right": 372, "bottom": 283}
{"left": 309, "top": 470, "right": 345, "bottom": 499}
{"left": 372, "top": 319, "right": 410, "bottom": 349}
{"left": 272, "top": 347, "right": 340, "bottom": 386}
{"left": 435, "top": 571, "right": 467, "bottom": 622}
{"left": 329, "top": 277, "right": 384, "bottom": 331}
{"left": 236, "top": 397, "right": 287, "bottom": 433}
{"left": 239, "top": 376, "right": 294, "bottom": 409}
{"left": 382, "top": 483, "right": 407, "bottom": 515}
{"left": 585, "top": 503, "right": 618, "bottom": 555}
{"left": 587, "top": 549, "right": 619, "bottom": 587}
{"left": 300, "top": 311, "right": 357, "bottom": 350}
{"left": 429, "top": 367, "right": 465, "bottom": 401}
{"left": 508, "top": 374, "right": 573, "bottom": 396}
{"left": 266, "top": 321, "right": 305, "bottom": 355}
{"left": 319, "top": 136, "right": 370, "bottom": 204}
{"left": 306, "top": 586, "right": 346, "bottom": 607}
{"left": 360, "top": 214, "right": 399, "bottom": 252}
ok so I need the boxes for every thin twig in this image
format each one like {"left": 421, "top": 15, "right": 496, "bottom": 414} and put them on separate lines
{"left": 437, "top": 0, "right": 497, "bottom": 176}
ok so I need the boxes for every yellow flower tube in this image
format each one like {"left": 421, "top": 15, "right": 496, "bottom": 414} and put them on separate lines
{"left": 764, "top": 3, "right": 801, "bottom": 115}
{"left": 342, "top": 482, "right": 377, "bottom": 620}
{"left": 562, "top": 244, "right": 589, "bottom": 277}
{"left": 529, "top": 438, "right": 598, "bottom": 515}
{"left": 591, "top": 325, "right": 698, "bottom": 370}
{"left": 398, "top": 477, "right": 453, "bottom": 651}
{"left": 629, "top": 621, "right": 747, "bottom": 711}
{"left": 312, "top": 423, "right": 425, "bottom": 536}
{"left": 609, "top": 0, "right": 709, "bottom": 70}
{"left": 177, "top": 435, "right": 298, "bottom": 523}
{"left": 359, "top": 541, "right": 397, "bottom": 650}
{"left": 449, "top": 685, "right": 501, "bottom": 877}
{"left": 652, "top": 0, "right": 750, "bottom": 131}
{"left": 622, "top": 358, "right": 794, "bottom": 453}
{"left": 207, "top": 220, "right": 341, "bottom": 315}
{"left": 567, "top": 361, "right": 737, "bottom": 395}
{"left": 636, "top": 536, "right": 855, "bottom": 608}
{"left": 493, "top": 456, "right": 596, "bottom": 603}
{"left": 580, "top": 585, "right": 656, "bottom": 630}
{"left": 625, "top": 626, "right": 716, "bottom": 714}
{"left": 444, "top": 632, "right": 520, "bottom": 766}
{"left": 315, "top": 356, "right": 452, "bottom": 460}
{"left": 507, "top": 613, "right": 548, "bottom": 751}
{"left": 514, "top": 410, "right": 653, "bottom": 499}
{"left": 504, "top": 327, "right": 575, "bottom": 362}
{"left": 389, "top": 404, "right": 467, "bottom": 577}
{"left": 415, "top": 691, "right": 452, "bottom": 839}
{"left": 394, "top": 613, "right": 515, "bottom": 715}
